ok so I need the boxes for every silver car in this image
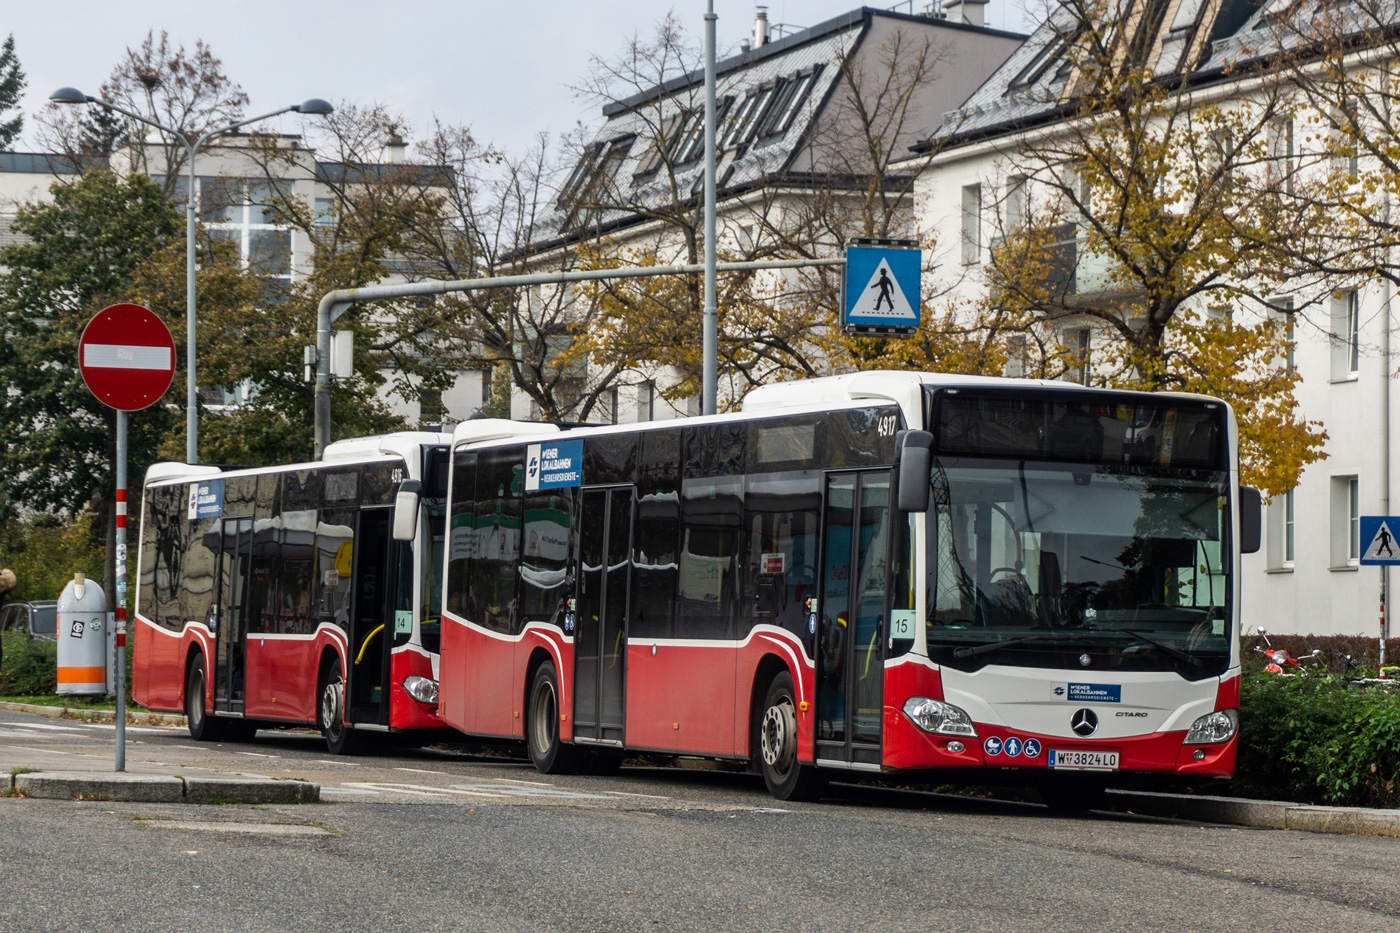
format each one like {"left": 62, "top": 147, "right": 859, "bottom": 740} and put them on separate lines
{"left": 0, "top": 600, "right": 58, "bottom": 641}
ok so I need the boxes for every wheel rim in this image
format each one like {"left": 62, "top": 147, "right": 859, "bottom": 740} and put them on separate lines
{"left": 760, "top": 695, "right": 797, "bottom": 779}
{"left": 188, "top": 667, "right": 204, "bottom": 730}
{"left": 531, "top": 678, "right": 557, "bottom": 757}
{"left": 321, "top": 673, "right": 344, "bottom": 741}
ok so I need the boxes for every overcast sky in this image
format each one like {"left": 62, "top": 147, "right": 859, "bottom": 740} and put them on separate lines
{"left": 7, "top": 1, "right": 1039, "bottom": 161}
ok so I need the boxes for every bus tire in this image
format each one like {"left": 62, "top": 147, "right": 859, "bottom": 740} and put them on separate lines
{"left": 318, "top": 660, "right": 360, "bottom": 755}
{"left": 527, "top": 660, "right": 584, "bottom": 774}
{"left": 756, "top": 671, "right": 827, "bottom": 802}
{"left": 185, "top": 652, "right": 222, "bottom": 742}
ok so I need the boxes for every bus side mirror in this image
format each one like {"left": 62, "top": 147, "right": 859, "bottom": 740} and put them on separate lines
{"left": 1239, "top": 486, "right": 1261, "bottom": 554}
{"left": 897, "top": 430, "right": 933, "bottom": 513}
{"left": 393, "top": 479, "right": 423, "bottom": 542}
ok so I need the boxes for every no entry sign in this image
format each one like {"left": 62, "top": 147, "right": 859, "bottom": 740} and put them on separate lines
{"left": 78, "top": 303, "right": 176, "bottom": 411}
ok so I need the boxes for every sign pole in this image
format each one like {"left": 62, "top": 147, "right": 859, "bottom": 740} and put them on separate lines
{"left": 78, "top": 302, "right": 175, "bottom": 773}
{"left": 114, "top": 410, "right": 127, "bottom": 771}
{"left": 1382, "top": 568, "right": 1388, "bottom": 673}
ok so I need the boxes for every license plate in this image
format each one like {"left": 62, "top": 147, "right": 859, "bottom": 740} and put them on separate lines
{"left": 1047, "top": 749, "right": 1120, "bottom": 771}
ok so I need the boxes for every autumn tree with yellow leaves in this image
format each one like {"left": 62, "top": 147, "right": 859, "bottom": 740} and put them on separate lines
{"left": 982, "top": 0, "right": 1355, "bottom": 496}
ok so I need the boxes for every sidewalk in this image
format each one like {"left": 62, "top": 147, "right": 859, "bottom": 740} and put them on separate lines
{"left": 1105, "top": 789, "right": 1400, "bottom": 837}
{"left": 0, "top": 702, "right": 317, "bottom": 805}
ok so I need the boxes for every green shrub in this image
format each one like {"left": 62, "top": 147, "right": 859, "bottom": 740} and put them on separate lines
{"left": 1233, "top": 674, "right": 1400, "bottom": 808}
{"left": 0, "top": 632, "right": 57, "bottom": 696}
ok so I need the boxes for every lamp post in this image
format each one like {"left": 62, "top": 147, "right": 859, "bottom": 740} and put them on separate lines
{"left": 50, "top": 88, "right": 333, "bottom": 464}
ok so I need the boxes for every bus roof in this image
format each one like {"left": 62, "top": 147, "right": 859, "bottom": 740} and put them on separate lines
{"left": 322, "top": 431, "right": 451, "bottom": 464}
{"left": 142, "top": 431, "right": 451, "bottom": 489}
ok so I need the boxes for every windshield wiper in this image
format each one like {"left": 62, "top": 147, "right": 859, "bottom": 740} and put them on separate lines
{"left": 1107, "top": 628, "right": 1202, "bottom": 669}
{"left": 953, "top": 632, "right": 1065, "bottom": 659}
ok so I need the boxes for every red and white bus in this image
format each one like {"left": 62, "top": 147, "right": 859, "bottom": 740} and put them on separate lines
{"left": 438, "top": 372, "right": 1260, "bottom": 803}
{"left": 134, "top": 432, "right": 450, "bottom": 753}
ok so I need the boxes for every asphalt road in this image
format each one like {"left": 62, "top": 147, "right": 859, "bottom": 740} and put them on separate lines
{"left": 2, "top": 708, "right": 1398, "bottom": 932}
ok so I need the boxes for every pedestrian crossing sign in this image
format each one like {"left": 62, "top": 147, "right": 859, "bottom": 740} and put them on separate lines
{"left": 843, "top": 238, "right": 921, "bottom": 335}
{"left": 1359, "top": 516, "right": 1400, "bottom": 565}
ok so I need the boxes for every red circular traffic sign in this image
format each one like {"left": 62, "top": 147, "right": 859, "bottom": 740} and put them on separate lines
{"left": 78, "top": 304, "right": 176, "bottom": 411}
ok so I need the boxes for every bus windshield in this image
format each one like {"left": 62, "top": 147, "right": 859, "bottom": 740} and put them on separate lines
{"left": 925, "top": 458, "right": 1230, "bottom": 678}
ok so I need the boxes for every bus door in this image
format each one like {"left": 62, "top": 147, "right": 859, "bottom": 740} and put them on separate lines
{"left": 572, "top": 485, "right": 634, "bottom": 745}
{"left": 816, "top": 471, "right": 893, "bottom": 768}
{"left": 214, "top": 517, "right": 253, "bottom": 713}
{"left": 347, "top": 508, "right": 395, "bottom": 725}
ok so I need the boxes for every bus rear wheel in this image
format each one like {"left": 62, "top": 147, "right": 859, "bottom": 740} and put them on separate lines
{"left": 318, "top": 662, "right": 360, "bottom": 755}
{"left": 527, "top": 661, "right": 584, "bottom": 774}
{"left": 756, "top": 671, "right": 827, "bottom": 801}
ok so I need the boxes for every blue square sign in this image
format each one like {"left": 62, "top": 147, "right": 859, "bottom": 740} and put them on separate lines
{"left": 843, "top": 240, "right": 921, "bottom": 331}
{"left": 1360, "top": 516, "right": 1400, "bottom": 565}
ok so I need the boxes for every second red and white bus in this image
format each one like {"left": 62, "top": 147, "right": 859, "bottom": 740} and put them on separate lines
{"left": 437, "top": 371, "right": 1259, "bottom": 802}
{"left": 133, "top": 432, "right": 450, "bottom": 752}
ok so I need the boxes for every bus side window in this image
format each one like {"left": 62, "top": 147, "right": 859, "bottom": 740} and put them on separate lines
{"left": 472, "top": 446, "right": 523, "bottom": 635}
{"left": 446, "top": 452, "right": 477, "bottom": 619}
{"left": 521, "top": 488, "right": 575, "bottom": 629}
{"left": 156, "top": 485, "right": 185, "bottom": 631}
{"left": 318, "top": 507, "right": 356, "bottom": 628}
{"left": 743, "top": 471, "right": 820, "bottom": 648}
{"left": 632, "top": 430, "right": 681, "bottom": 640}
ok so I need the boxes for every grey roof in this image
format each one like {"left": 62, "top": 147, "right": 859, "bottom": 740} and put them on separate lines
{"left": 315, "top": 160, "right": 454, "bottom": 187}
{"left": 533, "top": 7, "right": 1027, "bottom": 249}
{"left": 0, "top": 151, "right": 92, "bottom": 174}
{"left": 920, "top": 0, "right": 1377, "bottom": 151}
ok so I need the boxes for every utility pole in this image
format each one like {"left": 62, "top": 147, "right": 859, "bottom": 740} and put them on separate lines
{"left": 702, "top": 0, "right": 719, "bottom": 415}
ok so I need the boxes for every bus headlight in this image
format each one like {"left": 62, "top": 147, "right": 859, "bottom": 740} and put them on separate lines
{"left": 403, "top": 675, "right": 439, "bottom": 706}
{"left": 902, "top": 697, "right": 978, "bottom": 737}
{"left": 1184, "top": 709, "right": 1238, "bottom": 745}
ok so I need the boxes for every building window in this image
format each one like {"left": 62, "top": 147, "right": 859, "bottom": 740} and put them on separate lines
{"left": 1005, "top": 334, "right": 1027, "bottom": 378}
{"left": 1331, "top": 475, "right": 1360, "bottom": 568}
{"left": 1064, "top": 327, "right": 1091, "bottom": 385}
{"left": 1267, "top": 117, "right": 1294, "bottom": 192}
{"left": 1004, "top": 174, "right": 1026, "bottom": 232}
{"left": 202, "top": 177, "right": 294, "bottom": 286}
{"left": 1331, "top": 290, "right": 1360, "bottom": 381}
{"left": 961, "top": 184, "right": 982, "bottom": 265}
{"left": 1269, "top": 297, "right": 1295, "bottom": 371}
{"left": 636, "top": 380, "right": 655, "bottom": 422}
{"left": 1350, "top": 477, "right": 1360, "bottom": 562}
{"left": 1285, "top": 488, "right": 1295, "bottom": 563}
{"left": 1269, "top": 487, "right": 1296, "bottom": 570}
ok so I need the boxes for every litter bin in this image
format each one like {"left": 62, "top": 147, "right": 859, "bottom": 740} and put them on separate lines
{"left": 56, "top": 572, "right": 108, "bottom": 695}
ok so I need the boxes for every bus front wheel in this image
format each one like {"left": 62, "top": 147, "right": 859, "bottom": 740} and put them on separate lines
{"left": 186, "top": 653, "right": 222, "bottom": 742}
{"left": 318, "top": 662, "right": 360, "bottom": 755}
{"left": 756, "top": 671, "right": 827, "bottom": 802}
{"left": 527, "top": 661, "right": 584, "bottom": 774}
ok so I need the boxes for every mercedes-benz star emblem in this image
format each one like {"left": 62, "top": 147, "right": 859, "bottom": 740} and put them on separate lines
{"left": 1071, "top": 708, "right": 1098, "bottom": 737}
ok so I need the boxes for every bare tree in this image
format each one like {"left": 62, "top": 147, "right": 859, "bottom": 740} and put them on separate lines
{"left": 37, "top": 30, "right": 248, "bottom": 192}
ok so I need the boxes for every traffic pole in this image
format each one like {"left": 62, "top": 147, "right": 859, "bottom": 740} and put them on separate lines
{"left": 114, "top": 409, "right": 127, "bottom": 771}
{"left": 1381, "top": 568, "right": 1388, "bottom": 675}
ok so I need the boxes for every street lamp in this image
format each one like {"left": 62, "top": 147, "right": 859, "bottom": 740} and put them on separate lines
{"left": 50, "top": 88, "right": 334, "bottom": 464}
